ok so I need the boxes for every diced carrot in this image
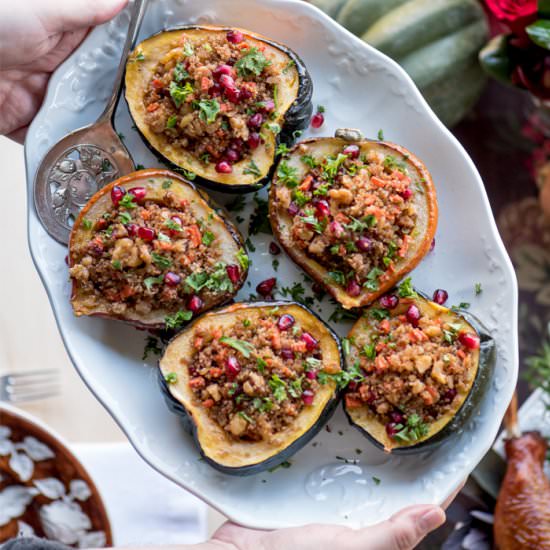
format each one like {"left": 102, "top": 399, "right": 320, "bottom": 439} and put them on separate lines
{"left": 280, "top": 366, "right": 294, "bottom": 378}
{"left": 370, "top": 176, "right": 386, "bottom": 188}
{"left": 146, "top": 102, "right": 159, "bottom": 112}
{"left": 299, "top": 174, "right": 314, "bottom": 191}
{"left": 257, "top": 44, "right": 266, "bottom": 52}
{"left": 140, "top": 210, "right": 151, "bottom": 220}
{"left": 457, "top": 349, "right": 466, "bottom": 360}
{"left": 202, "top": 399, "right": 215, "bottom": 408}
{"left": 187, "top": 224, "right": 202, "bottom": 248}
{"left": 375, "top": 356, "right": 389, "bottom": 372}
{"left": 200, "top": 76, "right": 212, "bottom": 92}
{"left": 157, "top": 240, "right": 173, "bottom": 251}
{"left": 189, "top": 377, "right": 205, "bottom": 389}
{"left": 193, "top": 336, "right": 203, "bottom": 349}
{"left": 379, "top": 319, "right": 390, "bottom": 333}
{"left": 363, "top": 194, "right": 376, "bottom": 206}
{"left": 152, "top": 79, "right": 164, "bottom": 90}
{"left": 238, "top": 42, "right": 250, "bottom": 50}
{"left": 345, "top": 394, "right": 363, "bottom": 409}
{"left": 209, "top": 367, "right": 223, "bottom": 378}
{"left": 212, "top": 328, "right": 223, "bottom": 340}
{"left": 398, "top": 236, "right": 410, "bottom": 258}
{"left": 422, "top": 391, "right": 434, "bottom": 406}
{"left": 271, "top": 331, "right": 281, "bottom": 350}
{"left": 398, "top": 314, "right": 407, "bottom": 322}
{"left": 119, "top": 285, "right": 135, "bottom": 299}
{"left": 290, "top": 341, "right": 307, "bottom": 353}
{"left": 375, "top": 342, "right": 386, "bottom": 353}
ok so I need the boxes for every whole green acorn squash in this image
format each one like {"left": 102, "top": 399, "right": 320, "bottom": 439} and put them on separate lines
{"left": 309, "top": 0, "right": 489, "bottom": 127}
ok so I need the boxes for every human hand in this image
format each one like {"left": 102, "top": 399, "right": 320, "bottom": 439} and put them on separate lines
{"left": 211, "top": 504, "right": 445, "bottom": 550}
{"left": 0, "top": 0, "right": 128, "bottom": 142}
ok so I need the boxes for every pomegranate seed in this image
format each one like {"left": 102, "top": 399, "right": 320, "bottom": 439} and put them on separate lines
{"left": 401, "top": 187, "right": 413, "bottom": 200}
{"left": 230, "top": 137, "right": 244, "bottom": 152}
{"left": 225, "top": 149, "right": 240, "bottom": 163}
{"left": 432, "top": 289, "right": 448, "bottom": 305}
{"left": 213, "top": 64, "right": 235, "bottom": 79}
{"left": 224, "top": 87, "right": 240, "bottom": 103}
{"left": 302, "top": 390, "right": 315, "bottom": 405}
{"left": 248, "top": 132, "right": 261, "bottom": 149}
{"left": 329, "top": 221, "right": 344, "bottom": 237}
{"left": 277, "top": 314, "right": 295, "bottom": 331}
{"left": 111, "top": 186, "right": 126, "bottom": 206}
{"left": 312, "top": 282, "right": 324, "bottom": 295}
{"left": 386, "top": 422, "right": 398, "bottom": 437}
{"left": 209, "top": 83, "right": 222, "bottom": 97}
{"left": 259, "top": 99, "right": 275, "bottom": 113}
{"left": 311, "top": 112, "right": 324, "bottom": 128}
{"left": 458, "top": 332, "right": 480, "bottom": 350}
{"left": 281, "top": 348, "right": 294, "bottom": 360}
{"left": 126, "top": 223, "right": 138, "bottom": 236}
{"left": 348, "top": 381, "right": 358, "bottom": 391}
{"left": 356, "top": 236, "right": 371, "bottom": 252}
{"left": 216, "top": 161, "right": 232, "bottom": 174}
{"left": 406, "top": 304, "right": 421, "bottom": 327}
{"left": 88, "top": 243, "right": 104, "bottom": 257}
{"left": 226, "top": 264, "right": 240, "bottom": 284}
{"left": 379, "top": 294, "right": 398, "bottom": 309}
{"left": 257, "top": 277, "right": 277, "bottom": 296}
{"left": 390, "top": 411, "right": 405, "bottom": 424}
{"left": 128, "top": 186, "right": 147, "bottom": 203}
{"left": 442, "top": 388, "right": 457, "bottom": 403}
{"left": 301, "top": 332, "right": 318, "bottom": 351}
{"left": 225, "top": 356, "right": 241, "bottom": 378}
{"left": 346, "top": 279, "right": 361, "bottom": 297}
{"left": 269, "top": 242, "right": 281, "bottom": 255}
{"left": 138, "top": 226, "right": 155, "bottom": 241}
{"left": 430, "top": 238, "right": 436, "bottom": 252}
{"left": 343, "top": 144, "right": 360, "bottom": 159}
{"left": 64, "top": 255, "right": 69, "bottom": 266}
{"left": 238, "top": 88, "right": 253, "bottom": 101}
{"left": 219, "top": 73, "right": 235, "bottom": 89}
{"left": 248, "top": 113, "right": 263, "bottom": 129}
{"left": 188, "top": 294, "right": 203, "bottom": 314}
{"left": 306, "top": 370, "right": 317, "bottom": 380}
{"left": 164, "top": 272, "right": 181, "bottom": 286}
{"left": 287, "top": 202, "right": 299, "bottom": 216}
{"left": 315, "top": 199, "right": 330, "bottom": 218}
{"left": 227, "top": 30, "right": 244, "bottom": 44}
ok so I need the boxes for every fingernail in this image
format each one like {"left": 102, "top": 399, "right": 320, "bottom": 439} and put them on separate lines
{"left": 419, "top": 508, "right": 445, "bottom": 532}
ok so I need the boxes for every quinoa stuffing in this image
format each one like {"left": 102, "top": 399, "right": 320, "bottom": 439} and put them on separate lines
{"left": 69, "top": 183, "right": 244, "bottom": 321}
{"left": 142, "top": 29, "right": 286, "bottom": 174}
{"left": 184, "top": 310, "right": 340, "bottom": 442}
{"left": 345, "top": 286, "right": 480, "bottom": 445}
{"left": 274, "top": 145, "right": 418, "bottom": 297}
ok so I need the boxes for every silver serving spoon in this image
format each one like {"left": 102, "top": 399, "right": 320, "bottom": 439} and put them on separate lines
{"left": 34, "top": 0, "right": 147, "bottom": 245}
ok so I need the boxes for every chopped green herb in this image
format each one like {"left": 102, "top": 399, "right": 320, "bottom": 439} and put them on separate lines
{"left": 377, "top": 129, "right": 384, "bottom": 140}
{"left": 183, "top": 41, "right": 194, "bottom": 56}
{"left": 165, "top": 310, "right": 193, "bottom": 329}
{"left": 393, "top": 414, "right": 429, "bottom": 443}
{"left": 237, "top": 248, "right": 249, "bottom": 270}
{"left": 162, "top": 179, "right": 173, "bottom": 189}
{"left": 166, "top": 115, "right": 178, "bottom": 129}
{"left": 451, "top": 302, "right": 471, "bottom": 311}
{"left": 228, "top": 383, "right": 239, "bottom": 396}
{"left": 398, "top": 277, "right": 417, "bottom": 298}
{"left": 220, "top": 337, "right": 254, "bottom": 358}
{"left": 202, "top": 231, "right": 215, "bottom": 247}
{"left": 369, "top": 308, "right": 390, "bottom": 321}
{"left": 151, "top": 252, "right": 172, "bottom": 270}
{"left": 292, "top": 189, "right": 310, "bottom": 207}
{"left": 323, "top": 153, "right": 348, "bottom": 180}
{"left": 238, "top": 411, "right": 255, "bottom": 424}
{"left": 144, "top": 275, "right": 164, "bottom": 291}
{"left": 196, "top": 98, "right": 220, "bottom": 124}
{"left": 268, "top": 460, "right": 291, "bottom": 472}
{"left": 119, "top": 211, "right": 132, "bottom": 225}
{"left": 119, "top": 194, "right": 137, "bottom": 209}
{"left": 269, "top": 374, "right": 287, "bottom": 402}
{"left": 277, "top": 161, "right": 299, "bottom": 188}
{"left": 142, "top": 336, "right": 162, "bottom": 360}
{"left": 362, "top": 342, "right": 377, "bottom": 359}
{"left": 276, "top": 143, "right": 291, "bottom": 156}
{"left": 243, "top": 160, "right": 262, "bottom": 177}
{"left": 475, "top": 282, "right": 482, "bottom": 295}
{"left": 164, "top": 219, "right": 183, "bottom": 232}
{"left": 173, "top": 62, "right": 189, "bottom": 82}
{"left": 328, "top": 271, "right": 346, "bottom": 286}
{"left": 272, "top": 259, "right": 279, "bottom": 271}
{"left": 249, "top": 195, "right": 271, "bottom": 235}
{"left": 256, "top": 357, "right": 267, "bottom": 373}
{"left": 164, "top": 372, "right": 178, "bottom": 384}
{"left": 226, "top": 194, "right": 246, "bottom": 213}
{"left": 282, "top": 60, "right": 295, "bottom": 74}
{"left": 112, "top": 260, "right": 122, "bottom": 270}
{"left": 372, "top": 476, "right": 381, "bottom": 485}
{"left": 169, "top": 81, "right": 194, "bottom": 108}
{"left": 135, "top": 51, "right": 145, "bottom": 61}
{"left": 235, "top": 47, "right": 271, "bottom": 78}
{"left": 82, "top": 219, "right": 93, "bottom": 230}
{"left": 288, "top": 376, "right": 304, "bottom": 398}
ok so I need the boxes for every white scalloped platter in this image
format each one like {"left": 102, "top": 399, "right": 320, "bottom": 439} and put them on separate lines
{"left": 25, "top": 0, "right": 518, "bottom": 529}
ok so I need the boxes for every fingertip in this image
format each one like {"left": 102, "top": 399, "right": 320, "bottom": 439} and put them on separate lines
{"left": 418, "top": 506, "right": 445, "bottom": 533}
{"left": 94, "top": 0, "right": 130, "bottom": 25}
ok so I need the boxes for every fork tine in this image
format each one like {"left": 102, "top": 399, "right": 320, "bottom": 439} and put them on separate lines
{"left": 7, "top": 374, "right": 60, "bottom": 387}
{"left": 8, "top": 386, "right": 61, "bottom": 402}
{"left": 6, "top": 369, "right": 58, "bottom": 381}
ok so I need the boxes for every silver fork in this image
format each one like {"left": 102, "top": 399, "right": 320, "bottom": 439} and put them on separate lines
{"left": 0, "top": 369, "right": 60, "bottom": 402}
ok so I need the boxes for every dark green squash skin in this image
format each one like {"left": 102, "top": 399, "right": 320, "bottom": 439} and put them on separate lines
{"left": 126, "top": 26, "right": 313, "bottom": 194}
{"left": 344, "top": 290, "right": 496, "bottom": 455}
{"left": 158, "top": 300, "right": 343, "bottom": 476}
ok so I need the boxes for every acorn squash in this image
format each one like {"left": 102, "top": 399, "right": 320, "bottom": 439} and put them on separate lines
{"left": 158, "top": 301, "right": 343, "bottom": 475}
{"left": 311, "top": 0, "right": 488, "bottom": 127}
{"left": 343, "top": 286, "right": 495, "bottom": 453}
{"left": 69, "top": 169, "right": 248, "bottom": 329}
{"left": 125, "top": 26, "right": 313, "bottom": 193}
{"left": 268, "top": 131, "right": 438, "bottom": 309}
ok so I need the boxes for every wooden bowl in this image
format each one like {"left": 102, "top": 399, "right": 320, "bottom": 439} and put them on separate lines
{"left": 0, "top": 404, "right": 112, "bottom": 546}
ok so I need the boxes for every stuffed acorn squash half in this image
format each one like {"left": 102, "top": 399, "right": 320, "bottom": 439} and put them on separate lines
{"left": 68, "top": 169, "right": 248, "bottom": 329}
{"left": 125, "top": 26, "right": 313, "bottom": 192}
{"left": 269, "top": 131, "right": 438, "bottom": 309}
{"left": 343, "top": 282, "right": 494, "bottom": 453}
{"left": 159, "top": 301, "right": 343, "bottom": 475}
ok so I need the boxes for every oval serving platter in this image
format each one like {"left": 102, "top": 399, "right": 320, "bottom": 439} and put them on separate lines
{"left": 24, "top": 0, "right": 518, "bottom": 529}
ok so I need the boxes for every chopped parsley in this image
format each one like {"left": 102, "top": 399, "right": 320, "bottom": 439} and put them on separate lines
{"left": 237, "top": 248, "right": 249, "bottom": 270}
{"left": 164, "top": 372, "right": 178, "bottom": 384}
{"left": 243, "top": 160, "right": 262, "bottom": 177}
{"left": 165, "top": 310, "right": 193, "bottom": 329}
{"left": 196, "top": 98, "right": 220, "bottom": 124}
{"left": 169, "top": 81, "right": 194, "bottom": 108}
{"left": 166, "top": 115, "right": 178, "bottom": 129}
{"left": 363, "top": 267, "right": 384, "bottom": 291}
{"left": 82, "top": 219, "right": 93, "bottom": 230}
{"left": 268, "top": 460, "right": 291, "bottom": 472}
{"left": 151, "top": 252, "right": 172, "bottom": 270}
{"left": 369, "top": 307, "right": 390, "bottom": 321}
{"left": 248, "top": 195, "right": 271, "bottom": 235}
{"left": 288, "top": 376, "right": 304, "bottom": 398}
{"left": 277, "top": 161, "right": 299, "bottom": 188}
{"left": 173, "top": 62, "right": 189, "bottom": 82}
{"left": 301, "top": 154, "right": 318, "bottom": 169}
{"left": 164, "top": 219, "right": 183, "bottom": 232}
{"left": 235, "top": 47, "right": 271, "bottom": 78}
{"left": 144, "top": 275, "right": 164, "bottom": 290}
{"left": 276, "top": 143, "right": 291, "bottom": 156}
{"left": 119, "top": 211, "right": 132, "bottom": 225}
{"left": 323, "top": 153, "right": 348, "bottom": 180}
{"left": 451, "top": 302, "right": 471, "bottom": 311}
{"left": 119, "top": 194, "right": 137, "bottom": 209}
{"left": 345, "top": 215, "right": 376, "bottom": 233}
{"left": 475, "top": 282, "right": 482, "bottom": 295}
{"left": 226, "top": 194, "right": 246, "bottom": 213}
{"left": 112, "top": 260, "right": 122, "bottom": 270}
{"left": 361, "top": 342, "right": 377, "bottom": 359}
{"left": 392, "top": 414, "right": 429, "bottom": 443}
{"left": 182, "top": 41, "right": 194, "bottom": 57}
{"left": 143, "top": 336, "right": 162, "bottom": 360}
{"left": 238, "top": 411, "right": 255, "bottom": 424}
{"left": 327, "top": 271, "right": 346, "bottom": 286}
{"left": 279, "top": 282, "right": 314, "bottom": 308}
{"left": 184, "top": 263, "right": 233, "bottom": 293}
{"left": 220, "top": 337, "right": 254, "bottom": 358}
{"left": 256, "top": 357, "right": 267, "bottom": 373}
{"left": 398, "top": 277, "right": 417, "bottom": 298}
{"left": 372, "top": 476, "right": 381, "bottom": 485}
{"left": 202, "top": 231, "right": 215, "bottom": 246}
{"left": 377, "top": 129, "right": 384, "bottom": 140}
{"left": 135, "top": 51, "right": 145, "bottom": 61}
{"left": 269, "top": 374, "right": 287, "bottom": 402}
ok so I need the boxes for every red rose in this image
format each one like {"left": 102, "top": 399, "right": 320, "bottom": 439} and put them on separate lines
{"left": 485, "top": 0, "right": 537, "bottom": 34}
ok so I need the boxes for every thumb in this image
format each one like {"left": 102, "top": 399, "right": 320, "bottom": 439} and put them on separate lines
{"left": 356, "top": 505, "right": 445, "bottom": 550}
{"left": 41, "top": 0, "right": 129, "bottom": 33}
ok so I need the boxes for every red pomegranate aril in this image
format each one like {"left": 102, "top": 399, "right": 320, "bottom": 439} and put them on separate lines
{"left": 277, "top": 314, "right": 295, "bottom": 331}
{"left": 401, "top": 187, "right": 413, "bottom": 200}
{"left": 247, "top": 113, "right": 263, "bottom": 129}
{"left": 281, "top": 348, "right": 294, "bottom": 361}
{"left": 356, "top": 236, "right": 371, "bottom": 252}
{"left": 225, "top": 149, "right": 240, "bottom": 163}
{"left": 226, "top": 264, "right": 240, "bottom": 284}
{"left": 315, "top": 199, "right": 330, "bottom": 218}
{"left": 226, "top": 30, "right": 244, "bottom": 44}
{"left": 311, "top": 112, "right": 324, "bottom": 128}
{"left": 390, "top": 411, "right": 405, "bottom": 424}
{"left": 209, "top": 83, "right": 222, "bottom": 97}
{"left": 187, "top": 294, "right": 203, "bottom": 314}
{"left": 343, "top": 144, "right": 360, "bottom": 159}
{"left": 269, "top": 241, "right": 281, "bottom": 255}
{"left": 64, "top": 255, "right": 69, "bottom": 266}
{"left": 386, "top": 422, "right": 398, "bottom": 437}
{"left": 213, "top": 64, "right": 234, "bottom": 79}
{"left": 164, "top": 272, "right": 181, "bottom": 286}
{"left": 224, "top": 87, "right": 241, "bottom": 103}
{"left": 379, "top": 294, "right": 399, "bottom": 309}
{"left": 301, "top": 332, "right": 318, "bottom": 351}
{"left": 127, "top": 223, "right": 139, "bottom": 236}
{"left": 458, "top": 332, "right": 480, "bottom": 350}
{"left": 219, "top": 73, "right": 235, "bottom": 89}
{"left": 433, "top": 288, "right": 448, "bottom": 305}
{"left": 111, "top": 185, "right": 126, "bottom": 206}
{"left": 225, "top": 356, "right": 241, "bottom": 378}
{"left": 430, "top": 238, "right": 436, "bottom": 252}
{"left": 138, "top": 226, "right": 155, "bottom": 241}
{"left": 128, "top": 186, "right": 147, "bottom": 202}
{"left": 238, "top": 88, "right": 253, "bottom": 101}
{"left": 406, "top": 304, "right": 421, "bottom": 327}
{"left": 215, "top": 161, "right": 232, "bottom": 174}
{"left": 248, "top": 132, "right": 261, "bottom": 149}
{"left": 302, "top": 390, "right": 315, "bottom": 405}
{"left": 346, "top": 279, "right": 361, "bottom": 297}
{"left": 306, "top": 370, "right": 317, "bottom": 380}
{"left": 329, "top": 221, "right": 344, "bottom": 237}
{"left": 257, "top": 277, "right": 277, "bottom": 296}
{"left": 88, "top": 243, "right": 104, "bottom": 257}
{"left": 442, "top": 388, "right": 457, "bottom": 403}
{"left": 287, "top": 203, "right": 299, "bottom": 216}
{"left": 348, "top": 381, "right": 358, "bottom": 392}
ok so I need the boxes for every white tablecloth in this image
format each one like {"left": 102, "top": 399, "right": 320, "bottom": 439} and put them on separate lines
{"left": 73, "top": 443, "right": 207, "bottom": 546}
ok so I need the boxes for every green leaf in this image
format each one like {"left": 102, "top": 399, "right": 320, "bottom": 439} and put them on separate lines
{"left": 173, "top": 62, "right": 189, "bottom": 82}
{"left": 202, "top": 231, "right": 215, "bottom": 246}
{"left": 237, "top": 248, "right": 249, "bottom": 270}
{"left": 151, "top": 252, "right": 172, "bottom": 270}
{"left": 377, "top": 129, "right": 384, "bottom": 140}
{"left": 256, "top": 357, "right": 267, "bottom": 373}
{"left": 82, "top": 219, "right": 93, "bottom": 230}
{"left": 235, "top": 47, "right": 271, "bottom": 78}
{"left": 526, "top": 19, "right": 550, "bottom": 50}
{"left": 269, "top": 374, "right": 287, "bottom": 402}
{"left": 398, "top": 277, "right": 417, "bottom": 298}
{"left": 164, "top": 372, "right": 178, "bottom": 384}
{"left": 119, "top": 194, "right": 137, "bottom": 210}
{"left": 165, "top": 310, "right": 192, "bottom": 329}
{"left": 183, "top": 41, "right": 194, "bottom": 56}
{"left": 143, "top": 336, "right": 162, "bottom": 360}
{"left": 276, "top": 161, "right": 299, "bottom": 188}
{"left": 144, "top": 275, "right": 164, "bottom": 290}
{"left": 196, "top": 98, "right": 220, "bottom": 124}
{"left": 164, "top": 218, "right": 183, "bottom": 232}
{"left": 238, "top": 411, "right": 255, "bottom": 424}
{"left": 243, "top": 160, "right": 262, "bottom": 177}
{"left": 119, "top": 211, "right": 132, "bottom": 225}
{"left": 220, "top": 336, "right": 254, "bottom": 358}
{"left": 169, "top": 81, "right": 194, "bottom": 108}
{"left": 166, "top": 115, "right": 178, "bottom": 129}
